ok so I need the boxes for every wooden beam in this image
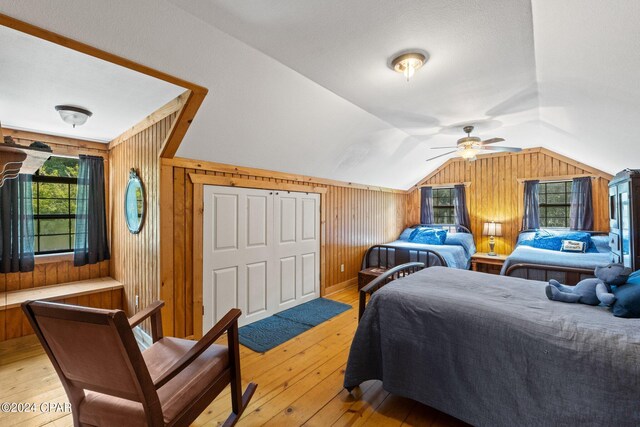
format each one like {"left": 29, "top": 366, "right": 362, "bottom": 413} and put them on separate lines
{"left": 2, "top": 128, "right": 108, "bottom": 151}
{"left": 166, "top": 157, "right": 406, "bottom": 193}
{"left": 109, "top": 92, "right": 189, "bottom": 150}
{"left": 0, "top": 13, "right": 206, "bottom": 95}
{"left": 188, "top": 173, "right": 328, "bottom": 194}
{"left": 159, "top": 90, "right": 207, "bottom": 159}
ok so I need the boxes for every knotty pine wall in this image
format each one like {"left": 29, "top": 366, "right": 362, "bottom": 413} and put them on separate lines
{"left": 160, "top": 159, "right": 407, "bottom": 338}
{"left": 406, "top": 148, "right": 611, "bottom": 255}
{"left": 109, "top": 113, "right": 177, "bottom": 319}
{"left": 0, "top": 130, "right": 110, "bottom": 295}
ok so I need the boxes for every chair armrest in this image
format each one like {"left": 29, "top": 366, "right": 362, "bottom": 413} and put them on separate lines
{"left": 129, "top": 300, "right": 165, "bottom": 329}
{"left": 154, "top": 308, "right": 242, "bottom": 389}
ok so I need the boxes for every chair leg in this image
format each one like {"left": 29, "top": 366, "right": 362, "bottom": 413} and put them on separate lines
{"left": 222, "top": 383, "right": 257, "bottom": 427}
{"left": 223, "top": 321, "right": 258, "bottom": 427}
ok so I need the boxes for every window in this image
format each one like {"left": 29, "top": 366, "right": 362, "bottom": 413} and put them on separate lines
{"left": 433, "top": 188, "right": 455, "bottom": 224}
{"left": 32, "top": 157, "right": 79, "bottom": 255}
{"left": 538, "top": 181, "right": 572, "bottom": 228}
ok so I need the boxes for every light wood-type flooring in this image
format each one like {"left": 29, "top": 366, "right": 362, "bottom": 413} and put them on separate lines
{"left": 0, "top": 286, "right": 468, "bottom": 426}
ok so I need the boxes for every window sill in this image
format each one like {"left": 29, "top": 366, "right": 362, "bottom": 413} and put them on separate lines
{"left": 35, "top": 253, "right": 74, "bottom": 265}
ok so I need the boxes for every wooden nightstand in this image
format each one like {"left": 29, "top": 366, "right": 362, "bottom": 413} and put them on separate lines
{"left": 471, "top": 253, "right": 508, "bottom": 275}
{"left": 358, "top": 267, "right": 388, "bottom": 290}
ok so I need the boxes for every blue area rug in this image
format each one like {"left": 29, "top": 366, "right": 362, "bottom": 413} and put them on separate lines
{"left": 238, "top": 298, "right": 351, "bottom": 353}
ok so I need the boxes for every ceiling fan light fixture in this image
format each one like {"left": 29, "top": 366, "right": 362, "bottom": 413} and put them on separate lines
{"left": 391, "top": 52, "right": 426, "bottom": 82}
{"left": 55, "top": 105, "right": 93, "bottom": 128}
{"left": 459, "top": 148, "right": 478, "bottom": 160}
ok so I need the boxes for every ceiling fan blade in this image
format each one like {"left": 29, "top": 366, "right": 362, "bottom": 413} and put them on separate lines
{"left": 430, "top": 146, "right": 459, "bottom": 150}
{"left": 426, "top": 150, "right": 458, "bottom": 162}
{"left": 479, "top": 146, "right": 522, "bottom": 152}
{"left": 481, "top": 138, "right": 505, "bottom": 145}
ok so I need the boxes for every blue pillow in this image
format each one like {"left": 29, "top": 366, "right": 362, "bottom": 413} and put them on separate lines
{"left": 528, "top": 230, "right": 593, "bottom": 252}
{"left": 398, "top": 227, "right": 415, "bottom": 241}
{"left": 612, "top": 281, "right": 640, "bottom": 318}
{"left": 408, "top": 227, "right": 431, "bottom": 240}
{"left": 410, "top": 228, "right": 447, "bottom": 245}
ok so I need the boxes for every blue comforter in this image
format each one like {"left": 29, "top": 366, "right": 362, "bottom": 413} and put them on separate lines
{"left": 500, "top": 234, "right": 612, "bottom": 275}
{"left": 367, "top": 233, "right": 476, "bottom": 270}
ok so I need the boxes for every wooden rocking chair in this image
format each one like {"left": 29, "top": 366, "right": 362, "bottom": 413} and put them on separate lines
{"left": 22, "top": 300, "right": 256, "bottom": 427}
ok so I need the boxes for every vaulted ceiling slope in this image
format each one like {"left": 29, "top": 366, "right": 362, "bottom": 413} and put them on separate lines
{"left": 0, "top": 1, "right": 638, "bottom": 189}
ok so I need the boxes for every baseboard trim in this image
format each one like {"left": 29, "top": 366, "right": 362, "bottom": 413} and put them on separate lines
{"left": 324, "top": 277, "right": 357, "bottom": 296}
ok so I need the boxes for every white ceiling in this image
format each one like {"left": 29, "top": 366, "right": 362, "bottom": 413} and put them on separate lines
{"left": 0, "top": 24, "right": 185, "bottom": 142}
{"left": 0, "top": 0, "right": 638, "bottom": 187}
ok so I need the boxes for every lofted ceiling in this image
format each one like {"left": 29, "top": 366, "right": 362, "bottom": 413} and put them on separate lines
{"left": 0, "top": 1, "right": 638, "bottom": 188}
{"left": 0, "top": 24, "right": 185, "bottom": 142}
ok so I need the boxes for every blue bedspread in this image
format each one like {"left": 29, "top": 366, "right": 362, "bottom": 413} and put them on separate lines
{"left": 500, "top": 239, "right": 612, "bottom": 275}
{"left": 367, "top": 233, "right": 476, "bottom": 270}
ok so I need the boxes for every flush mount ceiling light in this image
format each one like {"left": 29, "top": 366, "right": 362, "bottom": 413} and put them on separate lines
{"left": 390, "top": 51, "right": 426, "bottom": 82}
{"left": 55, "top": 105, "right": 93, "bottom": 128}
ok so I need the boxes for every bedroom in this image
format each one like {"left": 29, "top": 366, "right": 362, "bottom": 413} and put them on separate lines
{"left": 0, "top": 1, "right": 638, "bottom": 426}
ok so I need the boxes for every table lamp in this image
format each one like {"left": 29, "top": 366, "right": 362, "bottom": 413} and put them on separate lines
{"left": 482, "top": 221, "right": 503, "bottom": 256}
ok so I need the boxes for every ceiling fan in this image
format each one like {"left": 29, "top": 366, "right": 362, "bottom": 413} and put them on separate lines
{"left": 426, "top": 125, "right": 522, "bottom": 162}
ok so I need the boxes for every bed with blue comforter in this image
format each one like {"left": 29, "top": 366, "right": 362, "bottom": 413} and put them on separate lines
{"left": 500, "top": 229, "right": 612, "bottom": 283}
{"left": 363, "top": 225, "right": 476, "bottom": 270}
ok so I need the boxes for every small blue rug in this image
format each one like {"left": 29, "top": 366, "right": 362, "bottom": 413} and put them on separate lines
{"left": 238, "top": 298, "right": 351, "bottom": 353}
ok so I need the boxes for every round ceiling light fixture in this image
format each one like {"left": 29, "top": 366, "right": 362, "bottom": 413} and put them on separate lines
{"left": 390, "top": 51, "right": 427, "bottom": 82}
{"left": 55, "top": 105, "right": 93, "bottom": 128}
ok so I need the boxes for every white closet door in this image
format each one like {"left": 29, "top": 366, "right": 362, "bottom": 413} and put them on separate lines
{"left": 202, "top": 186, "right": 320, "bottom": 333}
{"left": 274, "top": 191, "right": 320, "bottom": 311}
{"left": 202, "top": 186, "right": 275, "bottom": 329}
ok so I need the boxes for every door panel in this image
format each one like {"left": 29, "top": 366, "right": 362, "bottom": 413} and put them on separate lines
{"left": 246, "top": 195, "right": 268, "bottom": 247}
{"left": 301, "top": 252, "right": 316, "bottom": 296}
{"left": 279, "top": 196, "right": 297, "bottom": 243}
{"left": 246, "top": 261, "right": 267, "bottom": 316}
{"left": 213, "top": 194, "right": 238, "bottom": 251}
{"left": 302, "top": 197, "right": 317, "bottom": 240}
{"left": 280, "top": 256, "right": 296, "bottom": 304}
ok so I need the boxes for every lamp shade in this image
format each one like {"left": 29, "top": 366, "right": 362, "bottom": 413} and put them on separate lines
{"left": 482, "top": 221, "right": 503, "bottom": 237}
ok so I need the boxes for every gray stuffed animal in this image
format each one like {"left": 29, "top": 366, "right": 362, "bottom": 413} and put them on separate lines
{"left": 545, "top": 263, "right": 632, "bottom": 306}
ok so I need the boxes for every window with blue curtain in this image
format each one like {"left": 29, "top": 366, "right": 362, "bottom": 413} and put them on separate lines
{"left": 0, "top": 174, "right": 35, "bottom": 273}
{"left": 74, "top": 155, "right": 110, "bottom": 266}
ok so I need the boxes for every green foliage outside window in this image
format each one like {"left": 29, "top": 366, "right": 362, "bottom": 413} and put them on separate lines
{"left": 33, "top": 157, "right": 79, "bottom": 254}
{"left": 433, "top": 188, "right": 455, "bottom": 224}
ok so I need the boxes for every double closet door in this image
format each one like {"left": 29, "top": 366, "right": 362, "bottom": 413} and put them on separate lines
{"left": 202, "top": 185, "right": 320, "bottom": 331}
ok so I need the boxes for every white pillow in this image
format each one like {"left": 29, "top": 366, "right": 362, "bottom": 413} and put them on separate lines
{"left": 561, "top": 239, "right": 586, "bottom": 253}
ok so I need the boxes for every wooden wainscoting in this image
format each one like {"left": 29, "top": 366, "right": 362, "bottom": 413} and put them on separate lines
{"left": 407, "top": 148, "right": 612, "bottom": 255}
{"left": 160, "top": 158, "right": 408, "bottom": 338}
{"left": 109, "top": 112, "right": 178, "bottom": 320}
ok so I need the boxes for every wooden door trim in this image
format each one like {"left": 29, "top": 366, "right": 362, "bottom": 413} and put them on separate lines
{"left": 191, "top": 177, "right": 327, "bottom": 338}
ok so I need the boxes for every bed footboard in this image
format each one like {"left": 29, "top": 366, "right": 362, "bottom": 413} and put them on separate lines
{"left": 503, "top": 263, "right": 595, "bottom": 285}
{"left": 359, "top": 262, "right": 425, "bottom": 320}
{"left": 361, "top": 245, "right": 447, "bottom": 270}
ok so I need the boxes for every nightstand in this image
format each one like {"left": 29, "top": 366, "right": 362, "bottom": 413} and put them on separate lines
{"left": 471, "top": 253, "right": 508, "bottom": 275}
{"left": 358, "top": 267, "right": 388, "bottom": 290}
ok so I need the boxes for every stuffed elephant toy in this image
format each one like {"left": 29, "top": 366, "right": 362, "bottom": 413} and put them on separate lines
{"left": 545, "top": 263, "right": 632, "bottom": 306}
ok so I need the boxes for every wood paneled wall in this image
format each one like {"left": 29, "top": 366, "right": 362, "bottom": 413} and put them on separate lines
{"left": 407, "top": 148, "right": 612, "bottom": 255}
{"left": 109, "top": 113, "right": 177, "bottom": 319}
{"left": 160, "top": 158, "right": 407, "bottom": 338}
{"left": 0, "top": 130, "right": 111, "bottom": 295}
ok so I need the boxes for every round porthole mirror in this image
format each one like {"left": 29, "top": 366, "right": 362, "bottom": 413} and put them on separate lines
{"left": 124, "top": 168, "right": 145, "bottom": 234}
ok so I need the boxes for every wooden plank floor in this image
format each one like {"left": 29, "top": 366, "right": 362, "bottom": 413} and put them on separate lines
{"left": 0, "top": 286, "right": 468, "bottom": 426}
